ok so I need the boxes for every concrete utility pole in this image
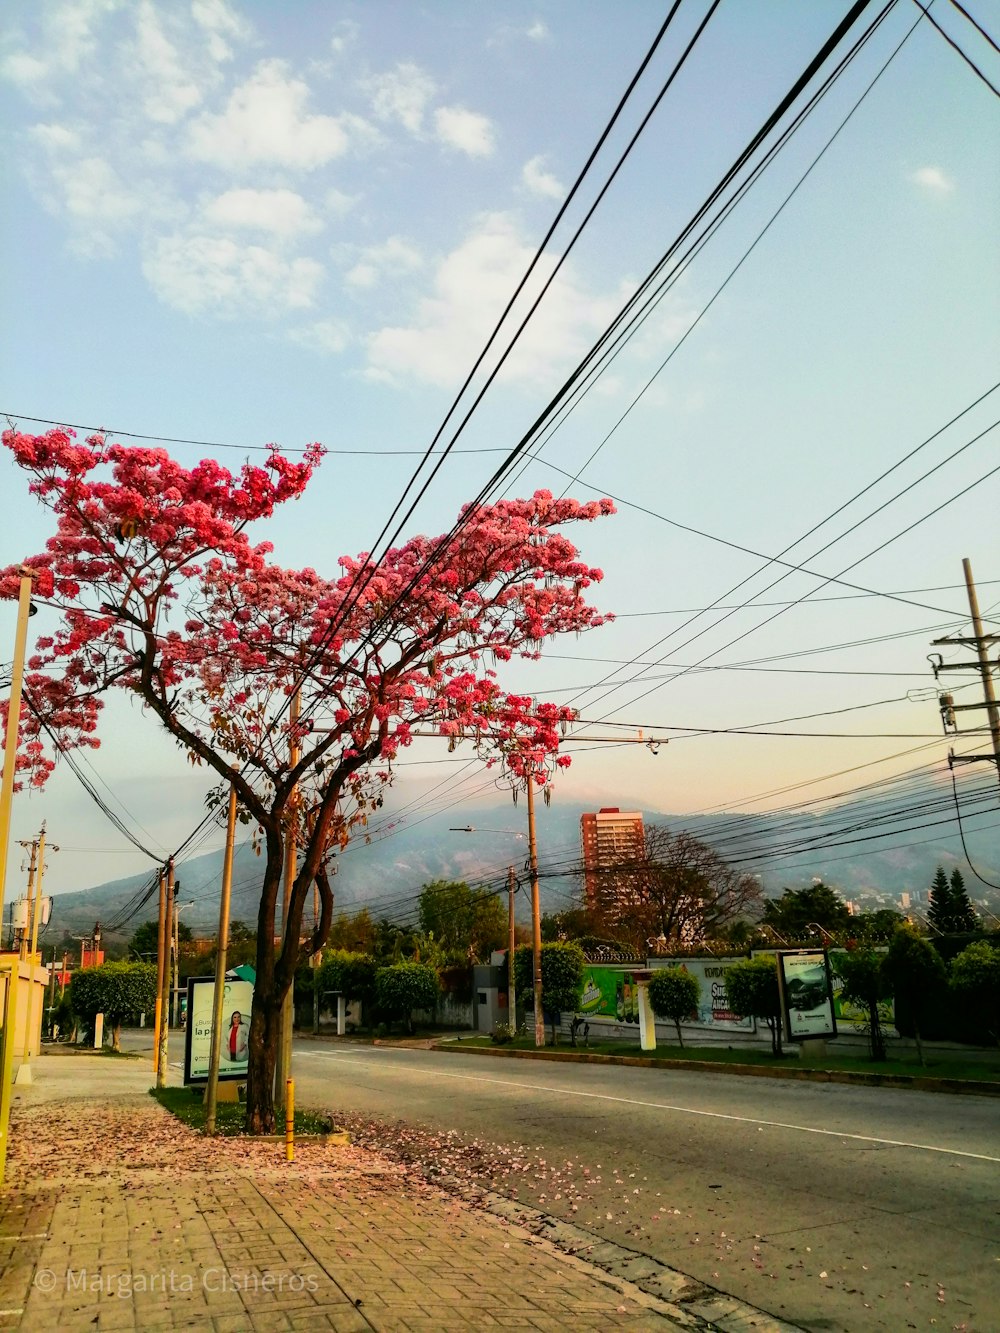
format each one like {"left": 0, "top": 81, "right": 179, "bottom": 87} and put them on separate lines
{"left": 525, "top": 774, "right": 545, "bottom": 1048}
{"left": 16, "top": 824, "right": 56, "bottom": 1085}
{"left": 930, "top": 557, "right": 1000, "bottom": 791}
{"left": 156, "top": 861, "right": 173, "bottom": 1087}
{"left": 153, "top": 869, "right": 167, "bottom": 1080}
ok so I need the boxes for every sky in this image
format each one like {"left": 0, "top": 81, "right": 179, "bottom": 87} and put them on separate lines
{"left": 1, "top": 0, "right": 999, "bottom": 899}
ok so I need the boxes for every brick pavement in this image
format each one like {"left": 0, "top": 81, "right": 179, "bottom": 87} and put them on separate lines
{"left": 0, "top": 1056, "right": 700, "bottom": 1331}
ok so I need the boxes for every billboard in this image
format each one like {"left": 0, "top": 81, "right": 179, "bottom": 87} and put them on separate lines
{"left": 183, "top": 975, "right": 254, "bottom": 1085}
{"left": 577, "top": 966, "right": 643, "bottom": 1024}
{"left": 648, "top": 958, "right": 755, "bottom": 1030}
{"left": 777, "top": 950, "right": 837, "bottom": 1041}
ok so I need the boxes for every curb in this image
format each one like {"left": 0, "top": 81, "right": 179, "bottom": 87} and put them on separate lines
{"left": 434, "top": 1042, "right": 1000, "bottom": 1096}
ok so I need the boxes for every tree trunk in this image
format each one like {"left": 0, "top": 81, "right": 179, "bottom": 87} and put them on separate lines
{"left": 245, "top": 993, "right": 282, "bottom": 1134}
{"left": 674, "top": 1019, "right": 684, "bottom": 1049}
{"left": 867, "top": 999, "right": 886, "bottom": 1062}
{"left": 112, "top": 1021, "right": 121, "bottom": 1053}
{"left": 912, "top": 1018, "right": 925, "bottom": 1068}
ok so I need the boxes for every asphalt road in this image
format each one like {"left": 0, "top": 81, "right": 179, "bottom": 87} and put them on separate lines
{"left": 289, "top": 1041, "right": 1000, "bottom": 1333}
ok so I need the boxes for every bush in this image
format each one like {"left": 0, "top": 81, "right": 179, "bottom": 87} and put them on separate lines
{"left": 882, "top": 927, "right": 946, "bottom": 1065}
{"left": 374, "top": 962, "right": 440, "bottom": 1034}
{"left": 724, "top": 955, "right": 783, "bottom": 1055}
{"left": 69, "top": 961, "right": 157, "bottom": 1051}
{"left": 648, "top": 967, "right": 701, "bottom": 1048}
{"left": 950, "top": 940, "right": 1000, "bottom": 1045}
{"left": 513, "top": 942, "right": 585, "bottom": 1043}
{"left": 831, "top": 947, "right": 891, "bottom": 1061}
{"left": 318, "top": 951, "right": 378, "bottom": 1013}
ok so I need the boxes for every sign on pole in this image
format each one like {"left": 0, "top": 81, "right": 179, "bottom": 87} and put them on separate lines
{"left": 777, "top": 949, "right": 837, "bottom": 1041}
{"left": 184, "top": 975, "right": 254, "bottom": 1085}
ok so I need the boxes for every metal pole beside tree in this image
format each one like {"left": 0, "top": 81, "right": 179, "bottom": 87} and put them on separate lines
{"left": 525, "top": 773, "right": 545, "bottom": 1049}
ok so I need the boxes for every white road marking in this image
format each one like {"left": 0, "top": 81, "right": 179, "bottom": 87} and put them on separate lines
{"left": 296, "top": 1046, "right": 1000, "bottom": 1164}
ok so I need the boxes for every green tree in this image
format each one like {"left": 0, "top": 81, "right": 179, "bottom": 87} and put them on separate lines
{"left": 326, "top": 909, "right": 376, "bottom": 955}
{"left": 129, "top": 917, "right": 192, "bottom": 960}
{"left": 69, "top": 961, "right": 157, "bottom": 1051}
{"left": 947, "top": 868, "right": 978, "bottom": 934}
{"left": 417, "top": 880, "right": 507, "bottom": 962}
{"left": 647, "top": 967, "right": 701, "bottom": 1049}
{"left": 514, "top": 942, "right": 585, "bottom": 1043}
{"left": 319, "top": 951, "right": 378, "bottom": 1014}
{"left": 882, "top": 926, "right": 946, "bottom": 1065}
{"left": 724, "top": 955, "right": 784, "bottom": 1055}
{"left": 950, "top": 940, "right": 1000, "bottom": 1045}
{"left": 375, "top": 962, "right": 440, "bottom": 1034}
{"left": 831, "top": 947, "right": 890, "bottom": 1061}
{"left": 926, "top": 866, "right": 951, "bottom": 934}
{"left": 761, "top": 883, "right": 850, "bottom": 941}
{"left": 850, "top": 909, "right": 903, "bottom": 945}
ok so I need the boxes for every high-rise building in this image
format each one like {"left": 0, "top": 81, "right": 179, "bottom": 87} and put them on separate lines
{"left": 581, "top": 807, "right": 645, "bottom": 916}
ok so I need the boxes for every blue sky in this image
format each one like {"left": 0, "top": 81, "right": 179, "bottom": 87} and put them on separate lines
{"left": 1, "top": 0, "right": 998, "bottom": 896}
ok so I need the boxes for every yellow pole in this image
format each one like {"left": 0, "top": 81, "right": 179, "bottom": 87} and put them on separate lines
{"left": 284, "top": 1078, "right": 294, "bottom": 1163}
{"left": 0, "top": 570, "right": 34, "bottom": 1187}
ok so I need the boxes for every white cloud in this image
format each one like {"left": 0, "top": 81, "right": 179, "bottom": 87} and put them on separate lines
{"left": 526, "top": 21, "right": 549, "bottom": 40}
{"left": 191, "top": 0, "right": 253, "bottom": 62}
{"left": 366, "top": 62, "right": 437, "bottom": 134}
{"left": 324, "top": 188, "right": 358, "bottom": 218}
{"left": 911, "top": 165, "right": 954, "bottom": 193}
{"left": 1, "top": 0, "right": 116, "bottom": 95}
{"left": 434, "top": 105, "right": 496, "bottom": 158}
{"left": 287, "top": 319, "right": 351, "bottom": 354}
{"left": 366, "top": 213, "right": 623, "bottom": 387}
{"left": 128, "top": 2, "right": 202, "bottom": 124}
{"left": 188, "top": 59, "right": 373, "bottom": 170}
{"left": 522, "top": 155, "right": 564, "bottom": 200}
{"left": 143, "top": 233, "right": 324, "bottom": 315}
{"left": 344, "top": 236, "right": 422, "bottom": 288}
{"left": 203, "top": 188, "right": 322, "bottom": 237}
{"left": 330, "top": 19, "right": 359, "bottom": 55}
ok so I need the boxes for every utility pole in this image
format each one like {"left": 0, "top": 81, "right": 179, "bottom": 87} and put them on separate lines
{"left": 17, "top": 825, "right": 56, "bottom": 1084}
{"left": 153, "top": 869, "right": 167, "bottom": 1080}
{"left": 275, "top": 691, "right": 300, "bottom": 1094}
{"left": 156, "top": 861, "right": 173, "bottom": 1087}
{"left": 507, "top": 865, "right": 517, "bottom": 1032}
{"left": 930, "top": 557, "right": 1000, "bottom": 790}
{"left": 206, "top": 782, "right": 238, "bottom": 1135}
{"left": 525, "top": 773, "right": 545, "bottom": 1048}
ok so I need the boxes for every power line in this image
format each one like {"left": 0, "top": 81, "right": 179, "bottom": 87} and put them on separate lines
{"left": 947, "top": 0, "right": 1000, "bottom": 53}
{"left": 911, "top": 0, "right": 1000, "bottom": 95}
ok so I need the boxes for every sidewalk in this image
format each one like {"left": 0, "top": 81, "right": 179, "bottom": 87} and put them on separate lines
{"left": 0, "top": 1054, "right": 702, "bottom": 1331}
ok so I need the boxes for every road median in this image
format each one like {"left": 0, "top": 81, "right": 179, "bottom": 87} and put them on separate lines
{"left": 433, "top": 1039, "right": 1000, "bottom": 1095}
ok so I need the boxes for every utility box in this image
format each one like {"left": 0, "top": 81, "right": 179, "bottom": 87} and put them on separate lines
{"left": 472, "top": 963, "right": 508, "bottom": 1033}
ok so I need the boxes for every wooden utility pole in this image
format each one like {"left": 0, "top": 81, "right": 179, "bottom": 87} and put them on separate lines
{"left": 931, "top": 558, "right": 1000, "bottom": 790}
{"left": 507, "top": 865, "right": 517, "bottom": 1032}
{"left": 206, "top": 782, "right": 238, "bottom": 1134}
{"left": 275, "top": 691, "right": 300, "bottom": 1093}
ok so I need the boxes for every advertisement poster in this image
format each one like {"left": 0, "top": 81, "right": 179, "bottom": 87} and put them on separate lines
{"left": 183, "top": 975, "right": 254, "bottom": 1085}
{"left": 577, "top": 966, "right": 641, "bottom": 1024}
{"left": 828, "top": 951, "right": 894, "bottom": 1030}
{"left": 778, "top": 950, "right": 837, "bottom": 1040}
{"left": 648, "top": 958, "right": 755, "bottom": 1031}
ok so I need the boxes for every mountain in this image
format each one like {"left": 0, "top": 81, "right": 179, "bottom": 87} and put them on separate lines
{"left": 36, "top": 779, "right": 1000, "bottom": 950}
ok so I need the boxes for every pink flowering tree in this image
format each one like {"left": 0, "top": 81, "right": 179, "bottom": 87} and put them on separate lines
{"left": 1, "top": 427, "right": 614, "bottom": 1132}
